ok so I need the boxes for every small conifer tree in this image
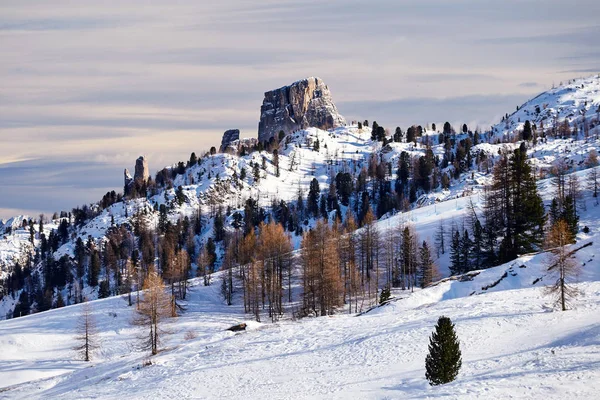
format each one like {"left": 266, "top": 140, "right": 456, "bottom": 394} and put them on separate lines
{"left": 425, "top": 316, "right": 462, "bottom": 385}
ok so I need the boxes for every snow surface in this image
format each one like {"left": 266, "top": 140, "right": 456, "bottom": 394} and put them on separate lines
{"left": 1, "top": 75, "right": 600, "bottom": 398}
{"left": 1, "top": 178, "right": 600, "bottom": 398}
{"left": 0, "top": 248, "right": 599, "bottom": 399}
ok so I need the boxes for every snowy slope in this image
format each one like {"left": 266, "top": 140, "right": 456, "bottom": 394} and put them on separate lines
{"left": 0, "top": 253, "right": 599, "bottom": 399}
{"left": 492, "top": 75, "right": 600, "bottom": 140}
{"left": 2, "top": 169, "right": 599, "bottom": 397}
{"left": 1, "top": 75, "right": 600, "bottom": 324}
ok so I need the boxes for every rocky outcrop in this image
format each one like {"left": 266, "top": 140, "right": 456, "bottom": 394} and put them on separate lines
{"left": 124, "top": 156, "right": 149, "bottom": 190}
{"left": 257, "top": 77, "right": 346, "bottom": 143}
{"left": 124, "top": 169, "right": 133, "bottom": 188}
{"left": 220, "top": 129, "right": 240, "bottom": 152}
{"left": 134, "top": 156, "right": 149, "bottom": 182}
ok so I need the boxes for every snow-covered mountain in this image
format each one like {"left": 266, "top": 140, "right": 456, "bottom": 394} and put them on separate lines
{"left": 1, "top": 75, "right": 600, "bottom": 318}
{"left": 1, "top": 75, "right": 600, "bottom": 398}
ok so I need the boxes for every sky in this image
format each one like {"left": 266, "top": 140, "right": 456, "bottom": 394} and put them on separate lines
{"left": 1, "top": 0, "right": 599, "bottom": 219}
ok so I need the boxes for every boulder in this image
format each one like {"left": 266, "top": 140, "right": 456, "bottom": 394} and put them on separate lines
{"left": 258, "top": 77, "right": 346, "bottom": 143}
{"left": 226, "top": 323, "right": 247, "bottom": 332}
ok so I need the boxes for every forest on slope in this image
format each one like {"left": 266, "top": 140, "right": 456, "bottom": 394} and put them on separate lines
{"left": 1, "top": 75, "right": 599, "bottom": 322}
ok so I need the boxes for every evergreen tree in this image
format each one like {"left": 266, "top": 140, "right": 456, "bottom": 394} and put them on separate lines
{"left": 425, "top": 316, "right": 462, "bottom": 385}
{"left": 522, "top": 120, "right": 532, "bottom": 141}
{"left": 511, "top": 143, "right": 546, "bottom": 254}
{"left": 13, "top": 290, "right": 30, "bottom": 318}
{"left": 406, "top": 126, "right": 417, "bottom": 143}
{"left": 393, "top": 127, "right": 403, "bottom": 142}
{"left": 443, "top": 121, "right": 452, "bottom": 135}
{"left": 253, "top": 163, "right": 261, "bottom": 183}
{"left": 449, "top": 230, "right": 461, "bottom": 275}
{"left": 307, "top": 178, "right": 321, "bottom": 217}
{"left": 397, "top": 151, "right": 410, "bottom": 189}
{"left": 486, "top": 144, "right": 545, "bottom": 263}
{"left": 98, "top": 280, "right": 110, "bottom": 298}
{"left": 371, "top": 121, "right": 379, "bottom": 140}
{"left": 460, "top": 229, "right": 472, "bottom": 272}
{"left": 213, "top": 206, "right": 225, "bottom": 242}
{"left": 89, "top": 250, "right": 100, "bottom": 287}
{"left": 189, "top": 152, "right": 197, "bottom": 166}
{"left": 561, "top": 195, "right": 579, "bottom": 242}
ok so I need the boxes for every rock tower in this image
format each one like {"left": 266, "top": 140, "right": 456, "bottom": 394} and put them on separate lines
{"left": 257, "top": 77, "right": 346, "bottom": 143}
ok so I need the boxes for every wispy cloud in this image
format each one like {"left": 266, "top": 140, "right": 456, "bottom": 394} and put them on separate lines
{"left": 518, "top": 82, "right": 542, "bottom": 88}
{"left": 1, "top": 0, "right": 599, "bottom": 217}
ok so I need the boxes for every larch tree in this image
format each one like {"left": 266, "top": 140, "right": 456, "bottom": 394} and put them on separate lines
{"left": 134, "top": 270, "right": 172, "bottom": 355}
{"left": 401, "top": 225, "right": 418, "bottom": 290}
{"left": 258, "top": 221, "right": 292, "bottom": 322}
{"left": 545, "top": 220, "right": 580, "bottom": 311}
{"left": 434, "top": 218, "right": 446, "bottom": 258}
{"left": 301, "top": 220, "right": 343, "bottom": 316}
{"left": 359, "top": 208, "right": 380, "bottom": 303}
{"left": 74, "top": 301, "right": 99, "bottom": 362}
{"left": 342, "top": 211, "right": 360, "bottom": 313}
{"left": 239, "top": 229, "right": 257, "bottom": 316}
{"left": 585, "top": 150, "right": 599, "bottom": 202}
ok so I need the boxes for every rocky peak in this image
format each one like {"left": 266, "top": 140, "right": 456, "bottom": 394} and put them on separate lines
{"left": 134, "top": 156, "right": 149, "bottom": 182}
{"left": 220, "top": 129, "right": 240, "bottom": 153}
{"left": 257, "top": 77, "right": 346, "bottom": 143}
{"left": 124, "top": 156, "right": 149, "bottom": 190}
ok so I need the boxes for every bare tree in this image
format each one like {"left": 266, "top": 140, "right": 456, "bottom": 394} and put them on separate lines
{"left": 74, "top": 301, "right": 99, "bottom": 361}
{"left": 301, "top": 220, "right": 343, "bottom": 316}
{"left": 545, "top": 220, "right": 580, "bottom": 311}
{"left": 434, "top": 218, "right": 446, "bottom": 258}
{"left": 134, "top": 270, "right": 173, "bottom": 355}
{"left": 585, "top": 150, "right": 599, "bottom": 202}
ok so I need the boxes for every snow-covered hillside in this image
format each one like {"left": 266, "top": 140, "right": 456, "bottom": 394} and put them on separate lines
{"left": 1, "top": 76, "right": 600, "bottom": 319}
{"left": 1, "top": 75, "right": 600, "bottom": 398}
{"left": 493, "top": 75, "right": 600, "bottom": 141}
{"left": 1, "top": 239, "right": 599, "bottom": 399}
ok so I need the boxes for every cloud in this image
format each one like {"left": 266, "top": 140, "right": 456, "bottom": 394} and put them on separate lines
{"left": 338, "top": 93, "right": 532, "bottom": 132}
{"left": 0, "top": 17, "right": 127, "bottom": 32}
{"left": 558, "top": 68, "right": 600, "bottom": 74}
{"left": 518, "top": 82, "right": 542, "bottom": 88}
{"left": 1, "top": 0, "right": 600, "bottom": 217}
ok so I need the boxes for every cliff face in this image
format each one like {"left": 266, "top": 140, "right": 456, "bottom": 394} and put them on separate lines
{"left": 257, "top": 77, "right": 346, "bottom": 143}
{"left": 220, "top": 129, "right": 240, "bottom": 153}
